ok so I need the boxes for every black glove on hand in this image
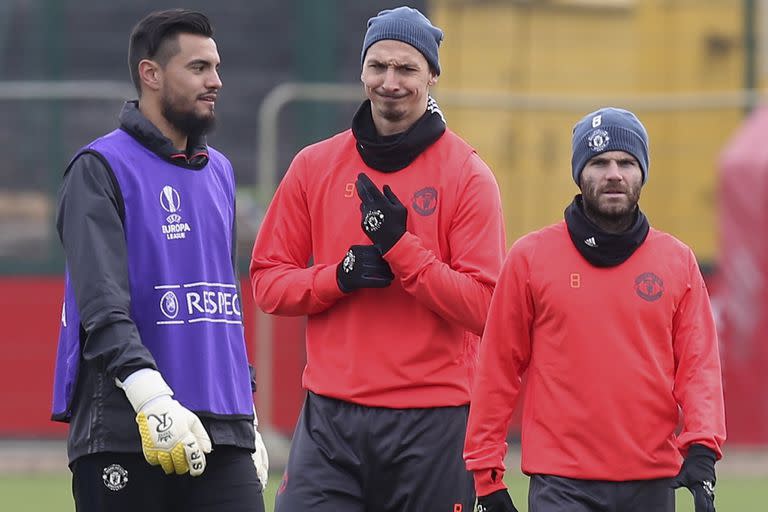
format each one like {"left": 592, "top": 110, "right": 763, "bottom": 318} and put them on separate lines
{"left": 355, "top": 172, "right": 407, "bottom": 254}
{"left": 671, "top": 444, "right": 717, "bottom": 512}
{"left": 476, "top": 489, "right": 519, "bottom": 512}
{"left": 336, "top": 245, "right": 394, "bottom": 293}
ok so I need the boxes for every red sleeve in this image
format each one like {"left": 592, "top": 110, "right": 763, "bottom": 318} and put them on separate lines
{"left": 249, "top": 151, "right": 345, "bottom": 316}
{"left": 672, "top": 249, "right": 727, "bottom": 459}
{"left": 384, "top": 154, "right": 506, "bottom": 336}
{"left": 463, "top": 237, "right": 535, "bottom": 496}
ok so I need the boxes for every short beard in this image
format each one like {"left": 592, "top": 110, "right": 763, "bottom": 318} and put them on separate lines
{"left": 161, "top": 96, "right": 216, "bottom": 139}
{"left": 581, "top": 189, "right": 640, "bottom": 232}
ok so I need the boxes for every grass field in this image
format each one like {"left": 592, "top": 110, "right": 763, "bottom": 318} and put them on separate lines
{"left": 1, "top": 471, "right": 765, "bottom": 511}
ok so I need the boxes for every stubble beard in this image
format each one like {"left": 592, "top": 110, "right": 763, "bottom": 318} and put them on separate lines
{"left": 376, "top": 101, "right": 407, "bottom": 123}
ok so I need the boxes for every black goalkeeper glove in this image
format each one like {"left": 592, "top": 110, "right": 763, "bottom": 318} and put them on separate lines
{"left": 476, "top": 489, "right": 519, "bottom": 512}
{"left": 355, "top": 172, "right": 407, "bottom": 254}
{"left": 336, "top": 245, "right": 394, "bottom": 293}
{"left": 671, "top": 444, "right": 717, "bottom": 512}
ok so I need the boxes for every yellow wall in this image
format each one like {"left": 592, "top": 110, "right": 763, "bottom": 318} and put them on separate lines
{"left": 431, "top": 0, "right": 747, "bottom": 262}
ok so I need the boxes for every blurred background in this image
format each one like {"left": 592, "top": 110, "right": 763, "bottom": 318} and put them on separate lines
{"left": 1, "top": 0, "right": 767, "bottom": 510}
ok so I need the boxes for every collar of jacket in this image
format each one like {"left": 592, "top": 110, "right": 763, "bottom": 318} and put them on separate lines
{"left": 351, "top": 97, "right": 446, "bottom": 173}
{"left": 118, "top": 100, "right": 209, "bottom": 170}
{"left": 564, "top": 194, "right": 650, "bottom": 267}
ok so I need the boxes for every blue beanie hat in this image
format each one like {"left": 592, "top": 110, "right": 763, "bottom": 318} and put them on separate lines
{"left": 361, "top": 6, "right": 443, "bottom": 75}
{"left": 571, "top": 107, "right": 650, "bottom": 185}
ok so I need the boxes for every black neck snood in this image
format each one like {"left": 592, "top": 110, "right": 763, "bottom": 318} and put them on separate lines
{"left": 564, "top": 194, "right": 649, "bottom": 267}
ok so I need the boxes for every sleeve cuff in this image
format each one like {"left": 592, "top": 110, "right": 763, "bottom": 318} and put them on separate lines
{"left": 474, "top": 468, "right": 508, "bottom": 497}
{"left": 313, "top": 264, "right": 346, "bottom": 305}
{"left": 678, "top": 438, "right": 723, "bottom": 460}
{"left": 382, "top": 231, "right": 413, "bottom": 260}
{"left": 381, "top": 232, "right": 431, "bottom": 276}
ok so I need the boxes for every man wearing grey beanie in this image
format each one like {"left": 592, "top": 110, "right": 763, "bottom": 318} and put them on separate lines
{"left": 465, "top": 107, "right": 725, "bottom": 512}
{"left": 251, "top": 5, "right": 505, "bottom": 512}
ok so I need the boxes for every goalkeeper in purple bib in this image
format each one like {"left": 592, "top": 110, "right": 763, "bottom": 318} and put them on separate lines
{"left": 51, "top": 9, "right": 267, "bottom": 512}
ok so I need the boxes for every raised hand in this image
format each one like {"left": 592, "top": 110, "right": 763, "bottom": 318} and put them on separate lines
{"left": 355, "top": 172, "right": 407, "bottom": 254}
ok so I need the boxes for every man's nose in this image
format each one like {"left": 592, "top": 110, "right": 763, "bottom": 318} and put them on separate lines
{"left": 605, "top": 161, "right": 622, "bottom": 179}
{"left": 208, "top": 70, "right": 222, "bottom": 90}
{"left": 381, "top": 67, "right": 398, "bottom": 89}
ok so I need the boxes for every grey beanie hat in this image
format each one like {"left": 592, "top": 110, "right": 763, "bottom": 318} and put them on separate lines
{"left": 571, "top": 107, "right": 650, "bottom": 185}
{"left": 361, "top": 6, "right": 443, "bottom": 75}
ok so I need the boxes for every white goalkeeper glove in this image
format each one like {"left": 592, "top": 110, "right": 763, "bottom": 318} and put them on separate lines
{"left": 252, "top": 407, "right": 269, "bottom": 488}
{"left": 116, "top": 369, "right": 212, "bottom": 477}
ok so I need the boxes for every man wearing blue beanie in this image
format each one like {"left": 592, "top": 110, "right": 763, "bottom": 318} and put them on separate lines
{"left": 361, "top": 6, "right": 443, "bottom": 76}
{"left": 465, "top": 107, "right": 725, "bottom": 512}
{"left": 252, "top": 4, "right": 506, "bottom": 512}
{"left": 571, "top": 107, "right": 650, "bottom": 186}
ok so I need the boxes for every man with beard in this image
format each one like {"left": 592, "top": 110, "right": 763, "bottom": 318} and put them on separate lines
{"left": 463, "top": 107, "right": 726, "bottom": 512}
{"left": 52, "top": 9, "right": 267, "bottom": 512}
{"left": 250, "top": 6, "right": 505, "bottom": 512}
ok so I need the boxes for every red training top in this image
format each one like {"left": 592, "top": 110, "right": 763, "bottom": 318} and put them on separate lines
{"left": 250, "top": 129, "right": 506, "bottom": 408}
{"left": 464, "top": 221, "right": 726, "bottom": 496}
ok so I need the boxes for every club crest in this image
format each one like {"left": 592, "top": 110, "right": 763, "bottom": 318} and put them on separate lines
{"left": 412, "top": 187, "right": 438, "bottom": 216}
{"left": 342, "top": 249, "right": 355, "bottom": 273}
{"left": 588, "top": 129, "right": 610, "bottom": 152}
{"left": 363, "top": 209, "right": 384, "bottom": 233}
{"left": 102, "top": 464, "right": 128, "bottom": 491}
{"left": 634, "top": 272, "right": 664, "bottom": 302}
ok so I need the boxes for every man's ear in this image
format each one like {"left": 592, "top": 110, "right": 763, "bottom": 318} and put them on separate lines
{"left": 428, "top": 74, "right": 438, "bottom": 87}
{"left": 138, "top": 59, "right": 162, "bottom": 92}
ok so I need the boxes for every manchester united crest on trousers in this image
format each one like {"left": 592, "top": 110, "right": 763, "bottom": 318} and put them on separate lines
{"left": 102, "top": 463, "right": 128, "bottom": 491}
